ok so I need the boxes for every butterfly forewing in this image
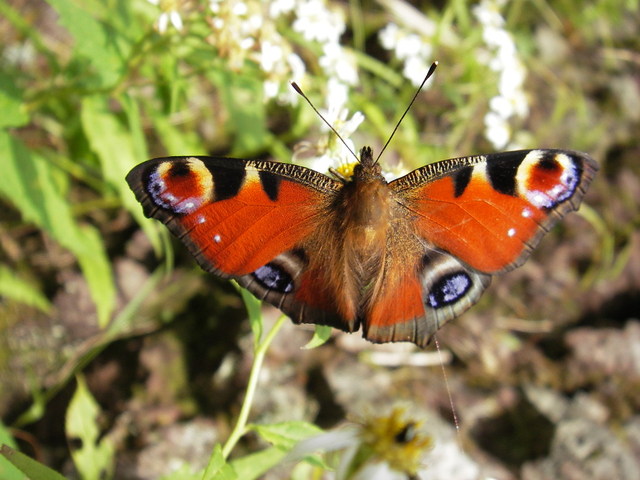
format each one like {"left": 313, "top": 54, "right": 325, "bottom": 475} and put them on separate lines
{"left": 391, "top": 149, "right": 598, "bottom": 274}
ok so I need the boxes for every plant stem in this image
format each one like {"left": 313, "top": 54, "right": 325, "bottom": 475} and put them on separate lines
{"left": 221, "top": 315, "right": 288, "bottom": 459}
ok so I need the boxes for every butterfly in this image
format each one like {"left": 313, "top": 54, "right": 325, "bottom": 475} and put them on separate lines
{"left": 126, "top": 143, "right": 597, "bottom": 346}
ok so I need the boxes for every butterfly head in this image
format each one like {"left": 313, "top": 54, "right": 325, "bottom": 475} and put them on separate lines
{"left": 352, "top": 146, "right": 383, "bottom": 182}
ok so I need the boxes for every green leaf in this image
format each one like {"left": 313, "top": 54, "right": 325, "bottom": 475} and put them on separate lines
{"left": 236, "top": 285, "right": 263, "bottom": 345}
{"left": 81, "top": 94, "right": 163, "bottom": 254}
{"left": 251, "top": 422, "right": 323, "bottom": 450}
{"left": 0, "top": 71, "right": 29, "bottom": 128}
{"left": 201, "top": 444, "right": 237, "bottom": 480}
{"left": 230, "top": 447, "right": 287, "bottom": 480}
{"left": 0, "top": 131, "right": 115, "bottom": 327}
{"left": 302, "top": 325, "right": 332, "bottom": 350}
{"left": 45, "top": 0, "right": 132, "bottom": 88}
{"left": 0, "top": 422, "right": 23, "bottom": 480}
{"left": 0, "top": 264, "right": 51, "bottom": 313}
{"left": 66, "top": 375, "right": 114, "bottom": 480}
{"left": 1, "top": 444, "right": 67, "bottom": 480}
{"left": 210, "top": 70, "right": 270, "bottom": 155}
{"left": 149, "top": 109, "right": 207, "bottom": 155}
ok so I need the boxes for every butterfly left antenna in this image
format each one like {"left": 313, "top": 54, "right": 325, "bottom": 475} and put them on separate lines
{"left": 291, "top": 82, "right": 360, "bottom": 163}
{"left": 376, "top": 61, "right": 438, "bottom": 164}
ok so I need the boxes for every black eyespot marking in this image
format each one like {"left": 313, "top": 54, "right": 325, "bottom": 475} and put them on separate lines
{"left": 487, "top": 157, "right": 522, "bottom": 196}
{"left": 253, "top": 263, "right": 294, "bottom": 293}
{"left": 427, "top": 271, "right": 472, "bottom": 308}
{"left": 453, "top": 166, "right": 473, "bottom": 197}
{"left": 212, "top": 168, "right": 246, "bottom": 201}
{"left": 538, "top": 153, "right": 561, "bottom": 171}
{"left": 259, "top": 171, "right": 282, "bottom": 202}
{"left": 168, "top": 161, "right": 191, "bottom": 177}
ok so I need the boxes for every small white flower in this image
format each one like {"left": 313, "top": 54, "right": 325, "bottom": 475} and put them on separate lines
{"left": 231, "top": 1, "right": 248, "bottom": 16}
{"left": 377, "top": 21, "right": 434, "bottom": 86}
{"left": 484, "top": 111, "right": 511, "bottom": 149}
{"left": 379, "top": 23, "right": 400, "bottom": 51}
{"left": 269, "top": 0, "right": 295, "bottom": 18}
{"left": 287, "top": 53, "right": 306, "bottom": 83}
{"left": 286, "top": 408, "right": 433, "bottom": 480}
{"left": 293, "top": 0, "right": 344, "bottom": 44}
{"left": 474, "top": 0, "right": 529, "bottom": 148}
{"left": 260, "top": 41, "right": 284, "bottom": 72}
{"left": 263, "top": 80, "right": 280, "bottom": 100}
{"left": 395, "top": 33, "right": 425, "bottom": 60}
{"left": 148, "top": 0, "right": 184, "bottom": 34}
{"left": 319, "top": 43, "right": 358, "bottom": 85}
{"left": 403, "top": 55, "right": 432, "bottom": 87}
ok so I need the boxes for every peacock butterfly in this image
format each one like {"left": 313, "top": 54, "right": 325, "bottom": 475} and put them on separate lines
{"left": 126, "top": 140, "right": 596, "bottom": 346}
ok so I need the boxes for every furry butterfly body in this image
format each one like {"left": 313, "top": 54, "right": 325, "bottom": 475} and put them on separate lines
{"left": 127, "top": 147, "right": 596, "bottom": 346}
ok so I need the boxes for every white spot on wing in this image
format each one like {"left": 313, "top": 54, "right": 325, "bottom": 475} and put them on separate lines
{"left": 213, "top": 234, "right": 221, "bottom": 243}
{"left": 507, "top": 228, "right": 516, "bottom": 237}
{"left": 522, "top": 208, "right": 532, "bottom": 218}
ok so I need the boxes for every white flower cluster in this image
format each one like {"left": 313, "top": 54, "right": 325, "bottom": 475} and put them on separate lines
{"left": 146, "top": 0, "right": 363, "bottom": 172}
{"left": 473, "top": 0, "right": 529, "bottom": 149}
{"left": 147, "top": 0, "right": 358, "bottom": 107}
{"left": 378, "top": 21, "right": 435, "bottom": 87}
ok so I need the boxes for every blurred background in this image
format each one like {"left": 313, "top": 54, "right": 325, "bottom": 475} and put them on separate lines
{"left": 1, "top": 0, "right": 638, "bottom": 478}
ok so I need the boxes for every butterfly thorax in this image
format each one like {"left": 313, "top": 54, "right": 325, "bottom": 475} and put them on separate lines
{"left": 340, "top": 148, "right": 392, "bottom": 255}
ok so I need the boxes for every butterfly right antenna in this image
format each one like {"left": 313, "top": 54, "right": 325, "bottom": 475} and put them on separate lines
{"left": 375, "top": 61, "right": 438, "bottom": 164}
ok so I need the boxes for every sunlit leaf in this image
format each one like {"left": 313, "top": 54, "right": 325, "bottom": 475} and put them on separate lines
{"left": 302, "top": 325, "right": 332, "bottom": 350}
{"left": 0, "top": 444, "right": 66, "bottom": 480}
{"left": 45, "top": 0, "right": 132, "bottom": 88}
{"left": 252, "top": 421, "right": 323, "bottom": 450}
{"left": 0, "top": 264, "right": 51, "bottom": 313}
{"left": 201, "top": 444, "right": 237, "bottom": 480}
{"left": 66, "top": 375, "right": 114, "bottom": 480}
{"left": 0, "top": 71, "right": 28, "bottom": 128}
{"left": 81, "top": 94, "right": 163, "bottom": 254}
{"left": 0, "top": 131, "right": 115, "bottom": 327}
{"left": 230, "top": 447, "right": 287, "bottom": 480}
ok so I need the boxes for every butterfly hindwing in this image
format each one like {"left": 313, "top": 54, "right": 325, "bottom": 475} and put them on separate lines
{"left": 392, "top": 149, "right": 598, "bottom": 274}
{"left": 238, "top": 250, "right": 360, "bottom": 333}
{"left": 363, "top": 248, "right": 490, "bottom": 346}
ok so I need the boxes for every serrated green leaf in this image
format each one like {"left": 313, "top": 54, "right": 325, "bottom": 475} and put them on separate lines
{"left": 251, "top": 422, "right": 323, "bottom": 450}
{"left": 66, "top": 375, "right": 114, "bottom": 480}
{"left": 1, "top": 444, "right": 67, "bottom": 480}
{"left": 201, "top": 444, "right": 237, "bottom": 480}
{"left": 0, "top": 131, "right": 115, "bottom": 327}
{"left": 0, "top": 264, "right": 51, "bottom": 313}
{"left": 45, "top": 0, "right": 132, "bottom": 88}
{"left": 0, "top": 71, "right": 29, "bottom": 128}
